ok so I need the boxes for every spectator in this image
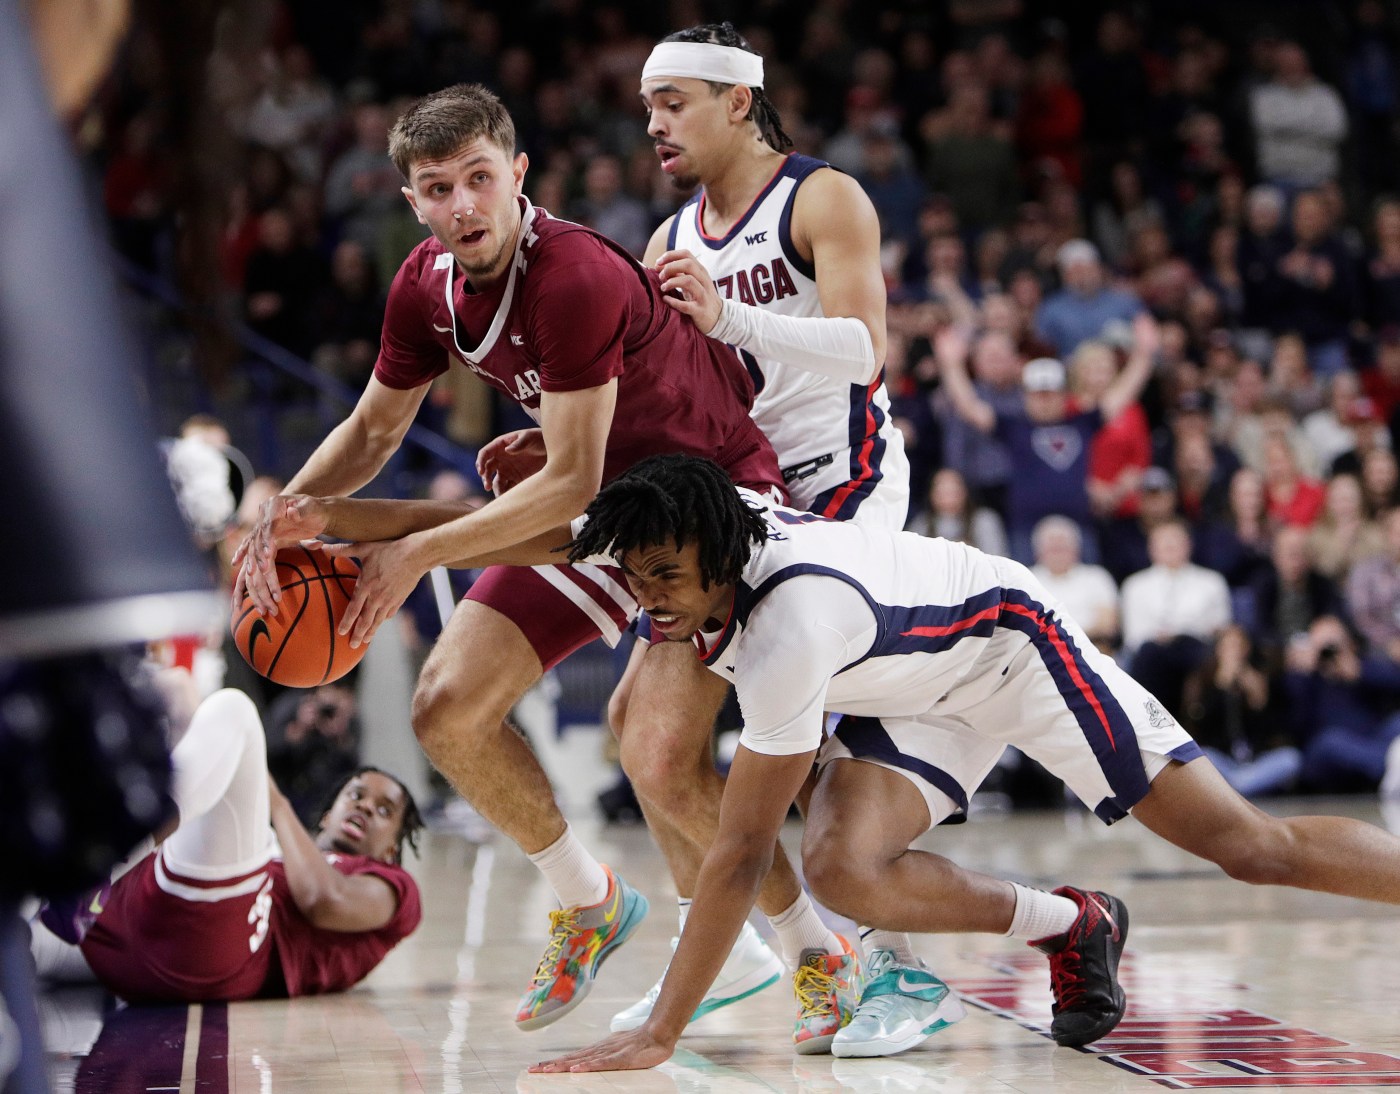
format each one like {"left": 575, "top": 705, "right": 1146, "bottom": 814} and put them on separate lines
{"left": 1309, "top": 473, "right": 1385, "bottom": 582}
{"left": 1267, "top": 332, "right": 1326, "bottom": 418}
{"left": 1035, "top": 239, "right": 1144, "bottom": 358}
{"left": 309, "top": 239, "right": 384, "bottom": 390}
{"left": 1363, "top": 327, "right": 1400, "bottom": 421}
{"left": 905, "top": 467, "right": 1008, "bottom": 558}
{"left": 1029, "top": 514, "right": 1120, "bottom": 651}
{"left": 1275, "top": 189, "right": 1359, "bottom": 374}
{"left": 933, "top": 328, "right": 1021, "bottom": 516}
{"left": 570, "top": 153, "right": 651, "bottom": 258}
{"left": 323, "top": 101, "right": 406, "bottom": 253}
{"left": 1071, "top": 339, "right": 1152, "bottom": 528}
{"left": 1182, "top": 624, "right": 1299, "bottom": 797}
{"left": 1172, "top": 429, "right": 1231, "bottom": 528}
{"left": 1304, "top": 372, "right": 1369, "bottom": 470}
{"left": 1332, "top": 395, "right": 1393, "bottom": 477}
{"left": 1091, "top": 161, "right": 1160, "bottom": 269}
{"left": 241, "top": 44, "right": 338, "bottom": 183}
{"left": 1129, "top": 220, "right": 1199, "bottom": 319}
{"left": 1195, "top": 466, "right": 1276, "bottom": 590}
{"left": 1238, "top": 184, "right": 1291, "bottom": 331}
{"left": 1200, "top": 223, "right": 1246, "bottom": 326}
{"left": 1075, "top": 10, "right": 1150, "bottom": 170}
{"left": 921, "top": 83, "right": 1019, "bottom": 235}
{"left": 982, "top": 290, "right": 1057, "bottom": 361}
{"left": 937, "top": 313, "right": 1157, "bottom": 564}
{"left": 902, "top": 234, "right": 979, "bottom": 327}
{"left": 266, "top": 684, "right": 361, "bottom": 823}
{"left": 1249, "top": 41, "right": 1348, "bottom": 191}
{"left": 1346, "top": 507, "right": 1400, "bottom": 664}
{"left": 1101, "top": 464, "right": 1181, "bottom": 584}
{"left": 1287, "top": 614, "right": 1400, "bottom": 791}
{"left": 823, "top": 85, "right": 902, "bottom": 176}
{"left": 1343, "top": 0, "right": 1400, "bottom": 193}
{"left": 1249, "top": 524, "right": 1345, "bottom": 654}
{"left": 1016, "top": 50, "right": 1084, "bottom": 187}
{"left": 1363, "top": 446, "right": 1400, "bottom": 513}
{"left": 1121, "top": 518, "right": 1233, "bottom": 716}
{"left": 1366, "top": 199, "right": 1400, "bottom": 329}
{"left": 242, "top": 207, "right": 323, "bottom": 357}
{"left": 1262, "top": 432, "right": 1327, "bottom": 527}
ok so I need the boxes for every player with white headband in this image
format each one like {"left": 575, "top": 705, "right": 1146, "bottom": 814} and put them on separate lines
{"left": 603, "top": 22, "right": 937, "bottom": 1059}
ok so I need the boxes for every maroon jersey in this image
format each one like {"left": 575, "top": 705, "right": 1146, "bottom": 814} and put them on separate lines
{"left": 80, "top": 846, "right": 419, "bottom": 1002}
{"left": 374, "top": 198, "right": 781, "bottom": 491}
{"left": 265, "top": 853, "right": 420, "bottom": 996}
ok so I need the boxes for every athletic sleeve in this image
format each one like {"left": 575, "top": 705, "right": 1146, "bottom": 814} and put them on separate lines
{"left": 374, "top": 257, "right": 451, "bottom": 390}
{"left": 735, "top": 578, "right": 878, "bottom": 756}
{"left": 523, "top": 240, "right": 633, "bottom": 392}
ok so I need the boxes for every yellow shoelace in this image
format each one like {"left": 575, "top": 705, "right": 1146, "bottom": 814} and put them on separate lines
{"left": 794, "top": 963, "right": 838, "bottom": 1017}
{"left": 530, "top": 908, "right": 580, "bottom": 984}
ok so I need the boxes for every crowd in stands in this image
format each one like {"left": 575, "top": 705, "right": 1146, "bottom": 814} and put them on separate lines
{"left": 94, "top": 2, "right": 1400, "bottom": 801}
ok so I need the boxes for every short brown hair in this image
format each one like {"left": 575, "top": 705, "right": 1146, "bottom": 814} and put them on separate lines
{"left": 388, "top": 84, "right": 516, "bottom": 180}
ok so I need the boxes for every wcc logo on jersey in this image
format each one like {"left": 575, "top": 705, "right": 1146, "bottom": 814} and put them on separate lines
{"left": 714, "top": 257, "right": 799, "bottom": 306}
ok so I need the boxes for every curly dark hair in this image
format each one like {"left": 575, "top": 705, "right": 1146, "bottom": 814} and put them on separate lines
{"left": 566, "top": 455, "right": 770, "bottom": 589}
{"left": 316, "top": 766, "right": 425, "bottom": 862}
{"left": 661, "top": 22, "right": 793, "bottom": 153}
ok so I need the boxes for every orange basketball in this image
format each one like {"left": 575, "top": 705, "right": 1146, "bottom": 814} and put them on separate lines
{"left": 231, "top": 546, "right": 365, "bottom": 687}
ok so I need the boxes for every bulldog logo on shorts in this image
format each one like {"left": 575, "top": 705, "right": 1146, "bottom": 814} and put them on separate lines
{"left": 1144, "top": 699, "right": 1172, "bottom": 729}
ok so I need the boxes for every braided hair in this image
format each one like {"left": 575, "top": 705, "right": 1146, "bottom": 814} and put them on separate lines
{"left": 316, "top": 766, "right": 425, "bottom": 863}
{"left": 567, "top": 455, "right": 770, "bottom": 590}
{"left": 661, "top": 23, "right": 794, "bottom": 152}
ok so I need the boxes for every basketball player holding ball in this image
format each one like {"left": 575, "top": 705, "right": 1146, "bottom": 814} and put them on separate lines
{"left": 230, "top": 83, "right": 846, "bottom": 1032}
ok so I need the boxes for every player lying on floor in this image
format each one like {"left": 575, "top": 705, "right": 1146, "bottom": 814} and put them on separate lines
{"left": 32, "top": 687, "right": 423, "bottom": 1001}
{"left": 515, "top": 453, "right": 1400, "bottom": 1072}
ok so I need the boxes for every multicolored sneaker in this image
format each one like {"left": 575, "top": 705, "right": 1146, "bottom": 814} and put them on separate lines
{"left": 1030, "top": 886, "right": 1129, "bottom": 1048}
{"left": 37, "top": 879, "right": 112, "bottom": 946}
{"left": 514, "top": 866, "right": 648, "bottom": 1031}
{"left": 792, "top": 933, "right": 862, "bottom": 1055}
{"left": 610, "top": 919, "right": 785, "bottom": 1032}
{"left": 831, "top": 949, "right": 966, "bottom": 1057}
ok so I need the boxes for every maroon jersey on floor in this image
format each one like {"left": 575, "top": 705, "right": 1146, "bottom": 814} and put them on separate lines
{"left": 80, "top": 846, "right": 420, "bottom": 1002}
{"left": 374, "top": 198, "right": 782, "bottom": 492}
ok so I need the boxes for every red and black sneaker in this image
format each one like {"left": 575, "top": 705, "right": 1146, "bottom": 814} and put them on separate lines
{"left": 1029, "top": 886, "right": 1129, "bottom": 1048}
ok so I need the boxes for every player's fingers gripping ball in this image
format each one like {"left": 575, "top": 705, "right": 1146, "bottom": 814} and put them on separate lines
{"left": 232, "top": 546, "right": 365, "bottom": 687}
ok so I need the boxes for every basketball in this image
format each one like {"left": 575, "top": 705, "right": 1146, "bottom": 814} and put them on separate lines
{"left": 231, "top": 546, "right": 365, "bottom": 687}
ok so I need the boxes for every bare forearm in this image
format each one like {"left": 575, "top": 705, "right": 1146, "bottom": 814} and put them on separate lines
{"left": 647, "top": 841, "right": 773, "bottom": 1041}
{"left": 321, "top": 497, "right": 479, "bottom": 543}
{"left": 287, "top": 416, "right": 403, "bottom": 498}
{"left": 412, "top": 467, "right": 594, "bottom": 569}
{"left": 268, "top": 792, "right": 341, "bottom": 914}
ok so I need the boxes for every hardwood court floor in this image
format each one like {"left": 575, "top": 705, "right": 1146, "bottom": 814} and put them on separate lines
{"left": 42, "top": 794, "right": 1400, "bottom": 1093}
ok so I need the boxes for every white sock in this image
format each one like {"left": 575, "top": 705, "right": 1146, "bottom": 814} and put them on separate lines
{"left": 527, "top": 825, "right": 609, "bottom": 909}
{"left": 1005, "top": 883, "right": 1079, "bottom": 941}
{"left": 859, "top": 927, "right": 919, "bottom": 965}
{"left": 677, "top": 897, "right": 692, "bottom": 932}
{"left": 768, "top": 891, "right": 841, "bottom": 966}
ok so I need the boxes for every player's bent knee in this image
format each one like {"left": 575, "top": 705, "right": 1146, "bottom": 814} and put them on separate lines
{"left": 801, "top": 838, "right": 876, "bottom": 918}
{"left": 1204, "top": 820, "right": 1298, "bottom": 886}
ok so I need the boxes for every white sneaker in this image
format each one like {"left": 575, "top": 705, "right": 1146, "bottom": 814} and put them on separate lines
{"left": 831, "top": 950, "right": 965, "bottom": 1058}
{"left": 1381, "top": 735, "right": 1400, "bottom": 798}
{"left": 609, "top": 919, "right": 784, "bottom": 1032}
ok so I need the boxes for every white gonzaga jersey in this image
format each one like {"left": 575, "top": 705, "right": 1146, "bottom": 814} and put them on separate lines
{"left": 668, "top": 154, "right": 909, "bottom": 526}
{"left": 687, "top": 490, "right": 1195, "bottom": 825}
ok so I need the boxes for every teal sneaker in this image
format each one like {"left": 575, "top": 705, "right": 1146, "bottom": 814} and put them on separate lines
{"left": 831, "top": 949, "right": 965, "bottom": 1058}
{"left": 514, "top": 866, "right": 649, "bottom": 1031}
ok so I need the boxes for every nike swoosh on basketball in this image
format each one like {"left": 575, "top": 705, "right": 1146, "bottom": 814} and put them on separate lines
{"left": 248, "top": 618, "right": 271, "bottom": 665}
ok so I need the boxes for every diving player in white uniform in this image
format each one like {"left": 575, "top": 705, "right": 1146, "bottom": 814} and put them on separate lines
{"left": 530, "top": 453, "right": 1400, "bottom": 1074}
{"left": 608, "top": 23, "right": 924, "bottom": 1052}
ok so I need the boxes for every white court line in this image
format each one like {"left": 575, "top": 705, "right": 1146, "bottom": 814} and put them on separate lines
{"left": 180, "top": 1003, "right": 202, "bottom": 1094}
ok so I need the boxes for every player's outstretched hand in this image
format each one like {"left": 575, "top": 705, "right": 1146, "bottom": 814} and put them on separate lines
{"left": 231, "top": 494, "right": 330, "bottom": 617}
{"left": 320, "top": 538, "right": 427, "bottom": 648}
{"left": 527, "top": 1028, "right": 674, "bottom": 1074}
{"left": 655, "top": 248, "right": 723, "bottom": 335}
{"left": 477, "top": 428, "right": 546, "bottom": 496}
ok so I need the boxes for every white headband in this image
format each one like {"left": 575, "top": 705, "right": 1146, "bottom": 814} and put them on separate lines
{"left": 642, "top": 42, "right": 764, "bottom": 89}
